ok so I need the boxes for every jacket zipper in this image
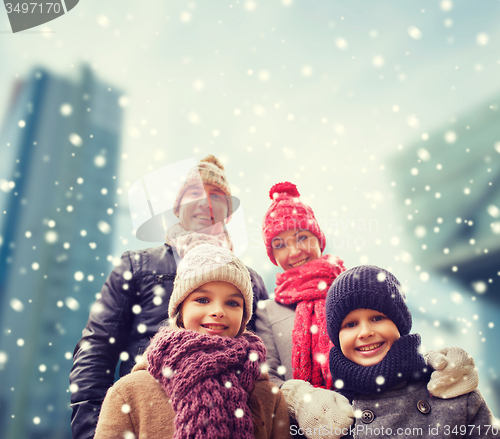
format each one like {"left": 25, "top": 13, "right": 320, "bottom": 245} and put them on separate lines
{"left": 156, "top": 274, "right": 175, "bottom": 283}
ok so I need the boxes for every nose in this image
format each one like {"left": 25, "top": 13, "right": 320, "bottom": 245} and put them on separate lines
{"left": 289, "top": 244, "right": 301, "bottom": 257}
{"left": 197, "top": 194, "right": 209, "bottom": 207}
{"left": 198, "top": 192, "right": 215, "bottom": 215}
{"left": 209, "top": 304, "right": 225, "bottom": 318}
{"left": 357, "top": 321, "right": 374, "bottom": 339}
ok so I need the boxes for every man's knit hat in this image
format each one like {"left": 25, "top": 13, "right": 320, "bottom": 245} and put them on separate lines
{"left": 168, "top": 244, "right": 253, "bottom": 330}
{"left": 174, "top": 154, "right": 233, "bottom": 217}
{"left": 326, "top": 265, "right": 412, "bottom": 347}
{"left": 262, "top": 182, "right": 326, "bottom": 266}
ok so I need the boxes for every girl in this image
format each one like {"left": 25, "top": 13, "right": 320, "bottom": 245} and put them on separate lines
{"left": 94, "top": 243, "right": 290, "bottom": 439}
{"left": 255, "top": 182, "right": 480, "bottom": 438}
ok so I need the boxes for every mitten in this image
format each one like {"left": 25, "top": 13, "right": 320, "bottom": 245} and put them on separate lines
{"left": 281, "top": 379, "right": 354, "bottom": 439}
{"left": 425, "top": 347, "right": 479, "bottom": 399}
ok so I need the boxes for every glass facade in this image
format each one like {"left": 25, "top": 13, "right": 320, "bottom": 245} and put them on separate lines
{"left": 390, "top": 99, "right": 500, "bottom": 414}
{"left": 0, "top": 66, "right": 122, "bottom": 438}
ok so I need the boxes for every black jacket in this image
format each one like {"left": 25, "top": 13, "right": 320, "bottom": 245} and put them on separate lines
{"left": 69, "top": 244, "right": 269, "bottom": 439}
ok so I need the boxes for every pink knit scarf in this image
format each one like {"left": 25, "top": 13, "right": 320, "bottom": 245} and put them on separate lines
{"left": 147, "top": 328, "right": 266, "bottom": 439}
{"left": 274, "top": 254, "right": 345, "bottom": 389}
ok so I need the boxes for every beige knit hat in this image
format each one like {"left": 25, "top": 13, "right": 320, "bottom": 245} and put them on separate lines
{"left": 168, "top": 244, "right": 253, "bottom": 330}
{"left": 173, "top": 154, "right": 233, "bottom": 217}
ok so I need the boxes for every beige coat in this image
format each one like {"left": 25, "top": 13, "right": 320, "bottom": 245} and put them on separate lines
{"left": 94, "top": 360, "right": 291, "bottom": 439}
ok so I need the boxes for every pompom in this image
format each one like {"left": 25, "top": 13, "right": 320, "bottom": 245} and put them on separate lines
{"left": 269, "top": 182, "right": 300, "bottom": 200}
{"left": 200, "top": 154, "right": 224, "bottom": 170}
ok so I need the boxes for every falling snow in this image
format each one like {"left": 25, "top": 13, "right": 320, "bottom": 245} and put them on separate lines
{"left": 407, "top": 26, "right": 422, "bottom": 40}
{"left": 1, "top": 0, "right": 500, "bottom": 431}
{"left": 248, "top": 352, "right": 259, "bottom": 362}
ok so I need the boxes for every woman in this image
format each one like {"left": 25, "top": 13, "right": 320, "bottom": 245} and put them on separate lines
{"left": 255, "top": 182, "right": 479, "bottom": 439}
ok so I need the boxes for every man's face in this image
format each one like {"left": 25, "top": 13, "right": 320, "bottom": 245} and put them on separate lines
{"left": 178, "top": 183, "right": 229, "bottom": 233}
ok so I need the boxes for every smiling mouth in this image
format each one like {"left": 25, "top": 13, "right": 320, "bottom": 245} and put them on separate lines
{"left": 201, "top": 324, "right": 228, "bottom": 330}
{"left": 356, "top": 342, "right": 383, "bottom": 352}
{"left": 290, "top": 258, "right": 308, "bottom": 268}
{"left": 194, "top": 214, "right": 213, "bottom": 220}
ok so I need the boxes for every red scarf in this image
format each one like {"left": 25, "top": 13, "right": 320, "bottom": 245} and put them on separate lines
{"left": 274, "top": 255, "right": 345, "bottom": 389}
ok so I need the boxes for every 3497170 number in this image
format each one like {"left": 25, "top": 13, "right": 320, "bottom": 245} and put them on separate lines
{"left": 5, "top": 3, "right": 61, "bottom": 14}
{"left": 443, "top": 425, "right": 499, "bottom": 436}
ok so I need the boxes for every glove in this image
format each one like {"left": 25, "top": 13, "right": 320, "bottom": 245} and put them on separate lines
{"left": 425, "top": 347, "right": 479, "bottom": 399}
{"left": 281, "top": 379, "right": 354, "bottom": 439}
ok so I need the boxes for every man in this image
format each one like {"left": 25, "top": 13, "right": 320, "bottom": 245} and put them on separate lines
{"left": 69, "top": 155, "right": 269, "bottom": 439}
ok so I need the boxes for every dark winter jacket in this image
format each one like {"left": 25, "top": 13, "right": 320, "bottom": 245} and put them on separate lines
{"left": 69, "top": 244, "right": 269, "bottom": 439}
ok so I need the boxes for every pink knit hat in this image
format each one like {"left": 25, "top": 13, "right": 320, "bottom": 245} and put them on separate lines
{"left": 262, "top": 182, "right": 326, "bottom": 265}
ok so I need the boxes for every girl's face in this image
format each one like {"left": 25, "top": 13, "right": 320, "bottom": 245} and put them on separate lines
{"left": 180, "top": 281, "right": 245, "bottom": 338}
{"left": 339, "top": 308, "right": 400, "bottom": 366}
{"left": 271, "top": 229, "right": 321, "bottom": 271}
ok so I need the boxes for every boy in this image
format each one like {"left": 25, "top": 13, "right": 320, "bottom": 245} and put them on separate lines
{"left": 326, "top": 265, "right": 498, "bottom": 438}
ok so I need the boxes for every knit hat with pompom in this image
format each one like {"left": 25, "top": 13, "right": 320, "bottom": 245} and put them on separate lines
{"left": 174, "top": 154, "right": 233, "bottom": 217}
{"left": 262, "top": 182, "right": 326, "bottom": 265}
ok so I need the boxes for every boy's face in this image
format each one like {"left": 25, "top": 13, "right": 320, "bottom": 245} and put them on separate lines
{"left": 339, "top": 308, "right": 400, "bottom": 366}
{"left": 180, "top": 281, "right": 245, "bottom": 338}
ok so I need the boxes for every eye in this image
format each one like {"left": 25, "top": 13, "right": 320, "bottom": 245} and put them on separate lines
{"left": 372, "top": 315, "right": 384, "bottom": 322}
{"left": 272, "top": 240, "right": 284, "bottom": 249}
{"left": 194, "top": 297, "right": 209, "bottom": 304}
{"left": 343, "top": 321, "right": 356, "bottom": 329}
{"left": 211, "top": 193, "right": 222, "bottom": 200}
{"left": 186, "top": 186, "right": 203, "bottom": 197}
{"left": 227, "top": 300, "right": 241, "bottom": 308}
{"left": 297, "top": 234, "right": 308, "bottom": 242}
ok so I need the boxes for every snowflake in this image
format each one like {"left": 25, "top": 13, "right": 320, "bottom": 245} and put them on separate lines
{"left": 162, "top": 367, "right": 174, "bottom": 378}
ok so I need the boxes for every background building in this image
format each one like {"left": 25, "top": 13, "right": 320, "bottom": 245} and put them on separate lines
{"left": 390, "top": 96, "right": 500, "bottom": 412}
{"left": 0, "top": 66, "right": 122, "bottom": 439}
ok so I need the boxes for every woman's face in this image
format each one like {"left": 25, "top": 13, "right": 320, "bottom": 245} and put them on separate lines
{"left": 271, "top": 229, "right": 322, "bottom": 271}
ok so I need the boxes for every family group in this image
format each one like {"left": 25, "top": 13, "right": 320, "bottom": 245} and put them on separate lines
{"left": 70, "top": 155, "right": 497, "bottom": 439}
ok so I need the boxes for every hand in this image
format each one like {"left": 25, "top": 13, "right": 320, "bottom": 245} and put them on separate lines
{"left": 425, "top": 347, "right": 479, "bottom": 399}
{"left": 281, "top": 379, "right": 354, "bottom": 439}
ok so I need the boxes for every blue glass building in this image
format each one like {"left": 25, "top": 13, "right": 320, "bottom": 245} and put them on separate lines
{"left": 0, "top": 66, "right": 122, "bottom": 438}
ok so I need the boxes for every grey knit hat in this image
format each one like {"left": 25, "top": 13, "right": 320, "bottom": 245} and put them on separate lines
{"left": 168, "top": 244, "right": 253, "bottom": 329}
{"left": 326, "top": 265, "right": 412, "bottom": 347}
